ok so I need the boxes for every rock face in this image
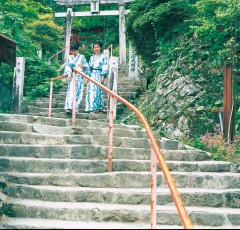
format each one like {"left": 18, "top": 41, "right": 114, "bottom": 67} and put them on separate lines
{"left": 0, "top": 67, "right": 240, "bottom": 229}
{"left": 135, "top": 67, "right": 224, "bottom": 139}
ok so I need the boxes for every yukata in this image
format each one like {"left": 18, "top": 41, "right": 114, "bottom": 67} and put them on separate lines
{"left": 85, "top": 53, "right": 109, "bottom": 112}
{"left": 63, "top": 53, "right": 89, "bottom": 111}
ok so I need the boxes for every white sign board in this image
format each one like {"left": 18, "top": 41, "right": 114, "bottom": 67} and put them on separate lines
{"left": 91, "top": 0, "right": 99, "bottom": 13}
{"left": 107, "top": 56, "right": 118, "bottom": 121}
{"left": 12, "top": 57, "right": 25, "bottom": 113}
{"left": 129, "top": 44, "right": 138, "bottom": 78}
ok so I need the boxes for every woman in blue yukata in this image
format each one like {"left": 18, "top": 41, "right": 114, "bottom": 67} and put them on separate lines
{"left": 85, "top": 40, "right": 109, "bottom": 114}
{"left": 63, "top": 43, "right": 89, "bottom": 114}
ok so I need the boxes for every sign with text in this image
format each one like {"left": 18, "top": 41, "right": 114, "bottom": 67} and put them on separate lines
{"left": 91, "top": 0, "right": 99, "bottom": 13}
{"left": 0, "top": 34, "right": 16, "bottom": 66}
{"left": 129, "top": 44, "right": 138, "bottom": 78}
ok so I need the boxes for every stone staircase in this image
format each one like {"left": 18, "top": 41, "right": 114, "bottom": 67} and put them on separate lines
{"left": 0, "top": 75, "right": 240, "bottom": 229}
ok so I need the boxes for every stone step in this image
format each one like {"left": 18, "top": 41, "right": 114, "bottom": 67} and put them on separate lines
{"left": 0, "top": 131, "right": 179, "bottom": 149}
{"left": 0, "top": 157, "right": 235, "bottom": 173}
{"left": 1, "top": 218, "right": 238, "bottom": 230}
{"left": 0, "top": 121, "right": 149, "bottom": 138}
{"left": 52, "top": 90, "right": 138, "bottom": 97}
{"left": 48, "top": 91, "right": 137, "bottom": 101}
{"left": 0, "top": 131, "right": 92, "bottom": 145}
{"left": 0, "top": 217, "right": 153, "bottom": 229}
{"left": 3, "top": 185, "right": 240, "bottom": 208}
{"left": 2, "top": 198, "right": 240, "bottom": 227}
{"left": 0, "top": 144, "right": 210, "bottom": 161}
{"left": 27, "top": 112, "right": 108, "bottom": 121}
{"left": 0, "top": 114, "right": 145, "bottom": 131}
{"left": 1, "top": 171, "right": 240, "bottom": 189}
{"left": 23, "top": 101, "right": 127, "bottom": 112}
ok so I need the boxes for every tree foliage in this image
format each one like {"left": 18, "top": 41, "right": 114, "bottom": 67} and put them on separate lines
{"left": 126, "top": 0, "right": 194, "bottom": 65}
{"left": 125, "top": 0, "right": 240, "bottom": 138}
{"left": 0, "top": 0, "right": 61, "bottom": 95}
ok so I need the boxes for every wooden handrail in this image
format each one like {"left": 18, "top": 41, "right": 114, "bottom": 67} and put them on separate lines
{"left": 48, "top": 69, "right": 193, "bottom": 229}
{"left": 48, "top": 45, "right": 70, "bottom": 62}
{"left": 105, "top": 44, "right": 113, "bottom": 57}
{"left": 72, "top": 68, "right": 193, "bottom": 229}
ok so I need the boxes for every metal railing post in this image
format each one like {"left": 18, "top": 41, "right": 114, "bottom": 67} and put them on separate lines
{"left": 108, "top": 94, "right": 114, "bottom": 172}
{"left": 150, "top": 147, "right": 157, "bottom": 229}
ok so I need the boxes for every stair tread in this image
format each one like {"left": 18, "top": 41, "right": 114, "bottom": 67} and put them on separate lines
{"left": 0, "top": 217, "right": 152, "bottom": 229}
{"left": 5, "top": 184, "right": 240, "bottom": 193}
{"left": 1, "top": 171, "right": 239, "bottom": 176}
{"left": 0, "top": 156, "right": 233, "bottom": 165}
{"left": 2, "top": 219, "right": 238, "bottom": 229}
{"left": 3, "top": 198, "right": 240, "bottom": 214}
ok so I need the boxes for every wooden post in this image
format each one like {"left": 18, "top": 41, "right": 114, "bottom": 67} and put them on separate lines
{"left": 118, "top": 1, "right": 127, "bottom": 64}
{"left": 63, "top": 8, "right": 72, "bottom": 63}
{"left": 223, "top": 62, "right": 235, "bottom": 142}
{"left": 11, "top": 57, "right": 25, "bottom": 114}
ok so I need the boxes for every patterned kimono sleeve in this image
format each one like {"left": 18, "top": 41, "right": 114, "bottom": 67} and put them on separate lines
{"left": 82, "top": 55, "right": 91, "bottom": 76}
{"left": 101, "top": 55, "right": 109, "bottom": 78}
{"left": 75, "top": 55, "right": 90, "bottom": 76}
{"left": 88, "top": 56, "right": 93, "bottom": 76}
{"left": 63, "top": 57, "right": 72, "bottom": 76}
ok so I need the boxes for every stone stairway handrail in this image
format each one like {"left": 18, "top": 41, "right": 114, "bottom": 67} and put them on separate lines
{"left": 65, "top": 68, "right": 193, "bottom": 229}
{"left": 48, "top": 70, "right": 193, "bottom": 229}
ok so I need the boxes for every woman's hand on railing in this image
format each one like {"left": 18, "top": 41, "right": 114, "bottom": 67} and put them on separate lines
{"left": 101, "top": 76, "right": 105, "bottom": 84}
{"left": 77, "top": 64, "right": 85, "bottom": 69}
{"left": 66, "top": 74, "right": 71, "bottom": 82}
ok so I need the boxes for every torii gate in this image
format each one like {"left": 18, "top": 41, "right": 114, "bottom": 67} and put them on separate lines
{"left": 54, "top": 0, "right": 134, "bottom": 64}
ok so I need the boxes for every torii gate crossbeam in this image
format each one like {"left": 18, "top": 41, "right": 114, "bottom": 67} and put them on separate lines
{"left": 54, "top": 0, "right": 134, "bottom": 5}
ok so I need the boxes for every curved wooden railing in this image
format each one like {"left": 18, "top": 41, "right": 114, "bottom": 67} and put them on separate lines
{"left": 105, "top": 44, "right": 113, "bottom": 57}
{"left": 48, "top": 68, "right": 193, "bottom": 229}
{"left": 48, "top": 45, "right": 70, "bottom": 63}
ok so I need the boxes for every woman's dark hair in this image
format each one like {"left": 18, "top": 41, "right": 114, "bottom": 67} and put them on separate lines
{"left": 70, "top": 43, "right": 79, "bottom": 51}
{"left": 92, "top": 40, "right": 103, "bottom": 50}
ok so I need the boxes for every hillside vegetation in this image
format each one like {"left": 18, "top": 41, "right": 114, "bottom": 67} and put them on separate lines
{"left": 124, "top": 0, "right": 240, "bottom": 163}
{"left": 0, "top": 0, "right": 239, "bottom": 163}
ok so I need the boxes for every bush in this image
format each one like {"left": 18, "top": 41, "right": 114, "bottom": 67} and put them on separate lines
{"left": 179, "top": 130, "right": 240, "bottom": 165}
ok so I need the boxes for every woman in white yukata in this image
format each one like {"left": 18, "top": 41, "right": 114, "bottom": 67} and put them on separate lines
{"left": 63, "top": 43, "right": 89, "bottom": 114}
{"left": 85, "top": 41, "right": 109, "bottom": 114}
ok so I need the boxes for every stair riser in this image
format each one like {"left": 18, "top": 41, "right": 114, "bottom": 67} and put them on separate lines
{"left": 0, "top": 132, "right": 178, "bottom": 149}
{"left": 0, "top": 122, "right": 148, "bottom": 138}
{"left": 0, "top": 133, "right": 92, "bottom": 145}
{"left": 4, "top": 185, "right": 240, "bottom": 208}
{"left": 0, "top": 158, "right": 233, "bottom": 173}
{"left": 2, "top": 202, "right": 239, "bottom": 227}
{"left": 34, "top": 112, "right": 107, "bottom": 120}
{"left": 1, "top": 173, "right": 240, "bottom": 189}
{"left": 0, "top": 146, "right": 210, "bottom": 161}
{"left": 0, "top": 114, "right": 144, "bottom": 130}
{"left": 0, "top": 115, "right": 70, "bottom": 127}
